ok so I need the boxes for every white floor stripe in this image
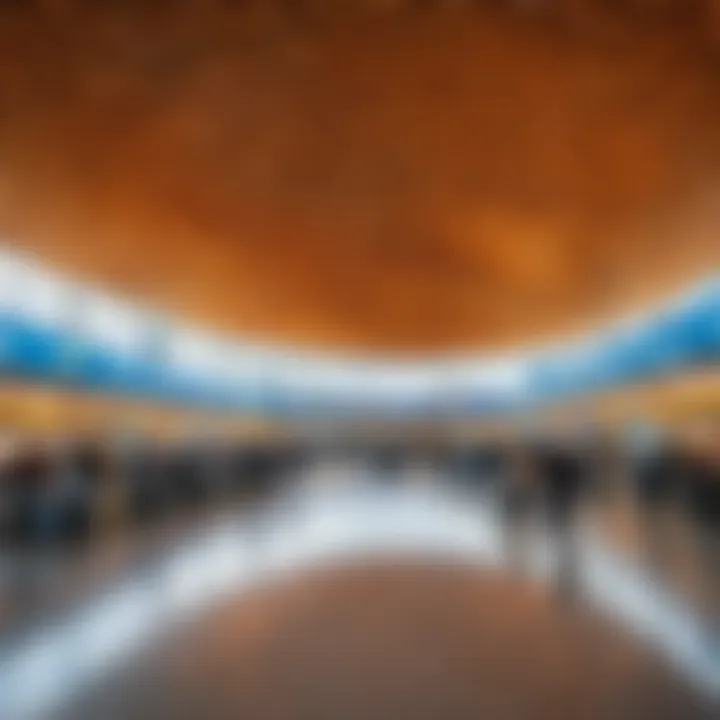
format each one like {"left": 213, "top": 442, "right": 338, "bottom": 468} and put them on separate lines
{"left": 0, "top": 466, "right": 718, "bottom": 718}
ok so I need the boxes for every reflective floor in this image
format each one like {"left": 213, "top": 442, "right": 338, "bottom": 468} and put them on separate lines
{"left": 1, "top": 460, "right": 718, "bottom": 719}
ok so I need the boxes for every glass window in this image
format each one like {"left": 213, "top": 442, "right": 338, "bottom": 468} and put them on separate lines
{"left": 0, "top": 249, "right": 72, "bottom": 327}
{"left": 166, "top": 328, "right": 223, "bottom": 377}
{"left": 75, "top": 290, "right": 147, "bottom": 357}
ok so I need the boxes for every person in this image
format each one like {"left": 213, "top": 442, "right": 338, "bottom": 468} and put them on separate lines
{"left": 125, "top": 442, "right": 166, "bottom": 523}
{"left": 0, "top": 434, "right": 15, "bottom": 542}
{"left": 682, "top": 423, "right": 720, "bottom": 658}
{"left": 628, "top": 425, "right": 682, "bottom": 578}
{"left": 535, "top": 433, "right": 588, "bottom": 600}
{"left": 62, "top": 439, "right": 109, "bottom": 542}
{"left": 500, "top": 438, "right": 536, "bottom": 575}
{"left": 33, "top": 438, "right": 88, "bottom": 545}
{"left": 6, "top": 441, "right": 53, "bottom": 545}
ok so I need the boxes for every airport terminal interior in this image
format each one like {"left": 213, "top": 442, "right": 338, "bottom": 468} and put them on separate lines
{"left": 1, "top": 1, "right": 720, "bottom": 718}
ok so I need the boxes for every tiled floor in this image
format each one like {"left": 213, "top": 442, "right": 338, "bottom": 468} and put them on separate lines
{"left": 0, "top": 462, "right": 717, "bottom": 719}
{"left": 58, "top": 562, "right": 713, "bottom": 720}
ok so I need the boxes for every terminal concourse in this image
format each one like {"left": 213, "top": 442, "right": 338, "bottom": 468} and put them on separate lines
{"left": 1, "top": 2, "right": 720, "bottom": 719}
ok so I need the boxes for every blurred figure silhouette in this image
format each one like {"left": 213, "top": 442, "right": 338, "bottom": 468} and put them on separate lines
{"left": 535, "top": 434, "right": 588, "bottom": 601}
{"left": 4, "top": 441, "right": 54, "bottom": 546}
{"left": 125, "top": 442, "right": 168, "bottom": 524}
{"left": 501, "top": 439, "right": 537, "bottom": 575}
{"left": 628, "top": 424, "right": 682, "bottom": 579}
{"left": 683, "top": 424, "right": 720, "bottom": 658}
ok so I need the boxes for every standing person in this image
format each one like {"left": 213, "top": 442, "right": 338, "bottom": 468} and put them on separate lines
{"left": 0, "top": 433, "right": 16, "bottom": 543}
{"left": 536, "top": 432, "right": 588, "bottom": 601}
{"left": 628, "top": 425, "right": 682, "bottom": 578}
{"left": 501, "top": 437, "right": 537, "bottom": 575}
{"left": 12, "top": 440, "right": 53, "bottom": 545}
{"left": 36, "top": 437, "right": 84, "bottom": 545}
{"left": 683, "top": 423, "right": 720, "bottom": 658}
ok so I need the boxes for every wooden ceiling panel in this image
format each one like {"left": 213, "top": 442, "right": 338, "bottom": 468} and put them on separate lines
{"left": 1, "top": 1, "right": 719, "bottom": 355}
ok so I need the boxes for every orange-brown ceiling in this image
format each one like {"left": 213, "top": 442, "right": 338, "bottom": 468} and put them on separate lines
{"left": 1, "top": 1, "right": 720, "bottom": 355}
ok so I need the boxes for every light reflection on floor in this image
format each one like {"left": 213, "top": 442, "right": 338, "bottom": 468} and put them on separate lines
{"left": 0, "top": 462, "right": 718, "bottom": 719}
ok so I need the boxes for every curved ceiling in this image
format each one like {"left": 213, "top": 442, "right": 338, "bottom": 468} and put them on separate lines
{"left": 1, "top": 1, "right": 720, "bottom": 355}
